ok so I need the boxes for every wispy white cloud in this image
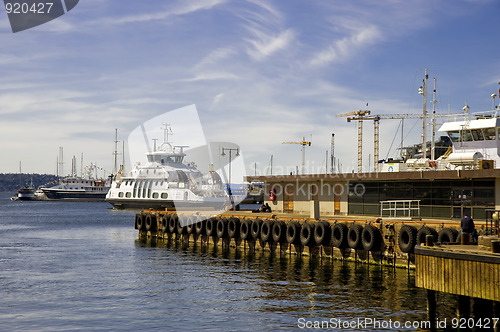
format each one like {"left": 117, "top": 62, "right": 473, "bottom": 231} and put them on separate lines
{"left": 99, "top": 0, "right": 227, "bottom": 25}
{"left": 245, "top": 28, "right": 294, "bottom": 61}
{"left": 309, "top": 20, "right": 382, "bottom": 67}
{"left": 237, "top": 0, "right": 294, "bottom": 60}
{"left": 181, "top": 72, "right": 240, "bottom": 82}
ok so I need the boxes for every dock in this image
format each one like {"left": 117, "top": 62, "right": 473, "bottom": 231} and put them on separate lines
{"left": 415, "top": 240, "right": 500, "bottom": 330}
{"left": 134, "top": 209, "right": 497, "bottom": 268}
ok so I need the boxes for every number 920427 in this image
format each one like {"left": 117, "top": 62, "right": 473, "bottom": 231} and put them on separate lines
{"left": 5, "top": 2, "right": 54, "bottom": 14}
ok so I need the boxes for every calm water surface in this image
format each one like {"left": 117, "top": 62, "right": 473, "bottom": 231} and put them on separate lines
{"left": 0, "top": 192, "right": 457, "bottom": 331}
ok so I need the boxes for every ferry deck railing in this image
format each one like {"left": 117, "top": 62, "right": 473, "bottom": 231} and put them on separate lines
{"left": 380, "top": 200, "right": 421, "bottom": 220}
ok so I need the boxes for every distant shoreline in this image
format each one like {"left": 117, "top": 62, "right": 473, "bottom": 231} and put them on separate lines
{"left": 0, "top": 173, "right": 59, "bottom": 191}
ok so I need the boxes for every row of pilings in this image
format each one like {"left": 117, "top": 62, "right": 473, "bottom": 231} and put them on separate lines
{"left": 135, "top": 211, "right": 462, "bottom": 268}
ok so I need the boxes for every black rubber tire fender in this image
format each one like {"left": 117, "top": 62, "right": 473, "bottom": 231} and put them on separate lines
{"left": 168, "top": 214, "right": 178, "bottom": 234}
{"left": 135, "top": 214, "right": 144, "bottom": 231}
{"left": 251, "top": 218, "right": 263, "bottom": 239}
{"left": 286, "top": 221, "right": 301, "bottom": 244}
{"left": 194, "top": 217, "right": 205, "bottom": 235}
{"left": 260, "top": 219, "right": 273, "bottom": 242}
{"left": 331, "top": 223, "right": 348, "bottom": 248}
{"left": 271, "top": 220, "right": 286, "bottom": 243}
{"left": 228, "top": 217, "right": 240, "bottom": 238}
{"left": 347, "top": 224, "right": 364, "bottom": 249}
{"left": 205, "top": 217, "right": 216, "bottom": 236}
{"left": 300, "top": 223, "right": 314, "bottom": 246}
{"left": 361, "top": 224, "right": 381, "bottom": 251}
{"left": 438, "top": 227, "right": 459, "bottom": 244}
{"left": 398, "top": 225, "right": 417, "bottom": 253}
{"left": 417, "top": 226, "right": 438, "bottom": 245}
{"left": 161, "top": 214, "right": 168, "bottom": 233}
{"left": 145, "top": 214, "right": 156, "bottom": 232}
{"left": 240, "top": 219, "right": 251, "bottom": 240}
{"left": 216, "top": 217, "right": 228, "bottom": 238}
{"left": 186, "top": 215, "right": 197, "bottom": 232}
{"left": 176, "top": 217, "right": 186, "bottom": 235}
{"left": 314, "top": 221, "right": 332, "bottom": 246}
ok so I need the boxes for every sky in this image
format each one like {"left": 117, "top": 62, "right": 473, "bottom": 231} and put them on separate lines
{"left": 1, "top": 0, "right": 499, "bottom": 178}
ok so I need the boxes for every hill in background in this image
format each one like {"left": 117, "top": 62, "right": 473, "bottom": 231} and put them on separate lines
{"left": 0, "top": 173, "right": 59, "bottom": 192}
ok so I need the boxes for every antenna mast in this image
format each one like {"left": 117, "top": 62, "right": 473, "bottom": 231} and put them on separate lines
{"left": 330, "top": 133, "right": 335, "bottom": 173}
{"left": 431, "top": 77, "right": 438, "bottom": 160}
{"left": 418, "top": 69, "right": 428, "bottom": 159}
{"left": 113, "top": 128, "right": 119, "bottom": 174}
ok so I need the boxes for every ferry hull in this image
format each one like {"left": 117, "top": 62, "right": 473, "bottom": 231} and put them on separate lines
{"left": 106, "top": 197, "right": 227, "bottom": 210}
{"left": 42, "top": 189, "right": 108, "bottom": 201}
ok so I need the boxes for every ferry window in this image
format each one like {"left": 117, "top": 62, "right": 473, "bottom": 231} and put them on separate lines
{"left": 471, "top": 129, "right": 484, "bottom": 141}
{"left": 448, "top": 131, "right": 460, "bottom": 142}
{"left": 161, "top": 193, "right": 168, "bottom": 199}
{"left": 126, "top": 192, "right": 131, "bottom": 198}
{"left": 118, "top": 192, "right": 124, "bottom": 198}
{"left": 461, "top": 130, "right": 473, "bottom": 141}
{"left": 152, "top": 192, "right": 159, "bottom": 199}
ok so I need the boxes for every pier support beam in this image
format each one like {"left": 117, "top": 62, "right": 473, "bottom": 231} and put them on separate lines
{"left": 426, "top": 289, "right": 436, "bottom": 328}
{"left": 456, "top": 295, "right": 470, "bottom": 319}
{"left": 494, "top": 302, "right": 500, "bottom": 332}
{"left": 472, "top": 298, "right": 493, "bottom": 320}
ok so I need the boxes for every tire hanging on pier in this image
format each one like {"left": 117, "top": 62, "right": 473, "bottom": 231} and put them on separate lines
{"left": 145, "top": 214, "right": 157, "bottom": 232}
{"left": 194, "top": 216, "right": 205, "bottom": 235}
{"left": 186, "top": 215, "right": 197, "bottom": 234}
{"left": 240, "top": 219, "right": 252, "bottom": 240}
{"left": 438, "top": 227, "right": 459, "bottom": 244}
{"left": 331, "top": 222, "right": 348, "bottom": 248}
{"left": 168, "top": 214, "right": 178, "bottom": 234}
{"left": 300, "top": 223, "right": 314, "bottom": 246}
{"left": 228, "top": 217, "right": 240, "bottom": 239}
{"left": 361, "top": 224, "right": 381, "bottom": 251}
{"left": 205, "top": 217, "right": 216, "bottom": 236}
{"left": 347, "top": 224, "right": 364, "bottom": 249}
{"left": 314, "top": 221, "right": 331, "bottom": 246}
{"left": 260, "top": 219, "right": 273, "bottom": 242}
{"left": 398, "top": 225, "right": 417, "bottom": 253}
{"left": 251, "top": 218, "right": 263, "bottom": 240}
{"left": 286, "top": 221, "right": 301, "bottom": 245}
{"left": 272, "top": 220, "right": 286, "bottom": 243}
{"left": 135, "top": 214, "right": 143, "bottom": 231}
{"left": 161, "top": 214, "right": 169, "bottom": 233}
{"left": 416, "top": 226, "right": 438, "bottom": 245}
{"left": 216, "top": 217, "right": 228, "bottom": 238}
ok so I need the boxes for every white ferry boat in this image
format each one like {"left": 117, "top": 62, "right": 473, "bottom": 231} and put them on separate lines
{"left": 41, "top": 176, "right": 111, "bottom": 201}
{"left": 105, "top": 139, "right": 229, "bottom": 210}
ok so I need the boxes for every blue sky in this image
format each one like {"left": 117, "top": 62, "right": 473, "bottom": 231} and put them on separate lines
{"left": 1, "top": 0, "right": 499, "bottom": 176}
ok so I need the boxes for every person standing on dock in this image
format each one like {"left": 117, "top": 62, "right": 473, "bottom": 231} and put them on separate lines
{"left": 460, "top": 215, "right": 478, "bottom": 242}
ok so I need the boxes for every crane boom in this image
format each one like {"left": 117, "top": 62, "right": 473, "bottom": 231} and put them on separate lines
{"left": 282, "top": 136, "right": 311, "bottom": 175}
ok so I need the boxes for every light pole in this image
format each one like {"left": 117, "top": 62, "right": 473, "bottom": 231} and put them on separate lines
{"left": 221, "top": 147, "right": 239, "bottom": 208}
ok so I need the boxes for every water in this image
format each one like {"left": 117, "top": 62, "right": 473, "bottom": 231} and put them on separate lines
{"left": 0, "top": 192, "right": 457, "bottom": 331}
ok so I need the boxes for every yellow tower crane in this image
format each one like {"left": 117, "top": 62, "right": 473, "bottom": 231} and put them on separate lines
{"left": 282, "top": 136, "right": 311, "bottom": 175}
{"left": 335, "top": 110, "right": 371, "bottom": 172}
{"left": 337, "top": 110, "right": 463, "bottom": 172}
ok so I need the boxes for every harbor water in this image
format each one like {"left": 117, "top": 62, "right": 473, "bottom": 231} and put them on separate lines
{"left": 0, "top": 192, "right": 458, "bottom": 331}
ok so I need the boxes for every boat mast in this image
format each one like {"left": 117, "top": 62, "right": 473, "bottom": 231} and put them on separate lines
{"left": 431, "top": 77, "right": 437, "bottom": 161}
{"left": 418, "top": 69, "right": 428, "bottom": 159}
{"left": 113, "top": 128, "right": 119, "bottom": 174}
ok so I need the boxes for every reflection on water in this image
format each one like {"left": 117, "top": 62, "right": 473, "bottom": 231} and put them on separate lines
{"left": 137, "top": 237, "right": 458, "bottom": 331}
{"left": 0, "top": 191, "right": 458, "bottom": 332}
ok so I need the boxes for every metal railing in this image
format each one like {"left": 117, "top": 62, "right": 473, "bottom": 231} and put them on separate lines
{"left": 485, "top": 209, "right": 500, "bottom": 235}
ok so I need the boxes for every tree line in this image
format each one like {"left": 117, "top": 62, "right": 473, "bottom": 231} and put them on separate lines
{"left": 0, "top": 173, "right": 59, "bottom": 192}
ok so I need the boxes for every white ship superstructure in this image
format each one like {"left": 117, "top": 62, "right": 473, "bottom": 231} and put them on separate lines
{"left": 106, "top": 137, "right": 228, "bottom": 210}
